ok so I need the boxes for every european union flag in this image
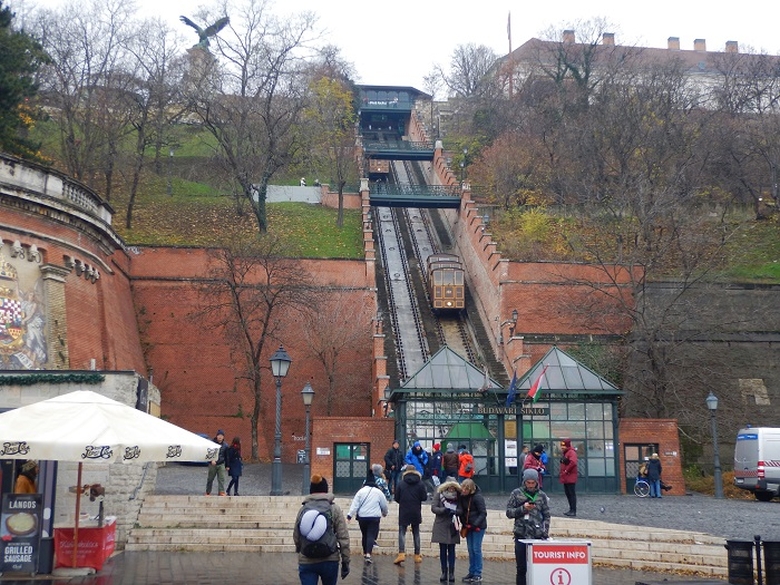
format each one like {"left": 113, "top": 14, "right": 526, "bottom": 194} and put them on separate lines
{"left": 505, "top": 370, "right": 518, "bottom": 407}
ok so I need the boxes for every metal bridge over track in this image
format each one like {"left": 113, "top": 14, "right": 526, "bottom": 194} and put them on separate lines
{"left": 363, "top": 140, "right": 435, "bottom": 161}
{"left": 368, "top": 184, "right": 462, "bottom": 208}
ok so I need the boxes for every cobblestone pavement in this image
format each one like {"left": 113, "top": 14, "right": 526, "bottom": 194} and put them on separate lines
{"left": 7, "top": 461, "right": 779, "bottom": 584}
{"left": 0, "top": 551, "right": 727, "bottom": 585}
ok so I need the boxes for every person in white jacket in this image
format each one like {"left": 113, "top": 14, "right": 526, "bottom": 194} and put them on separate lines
{"left": 347, "top": 471, "right": 389, "bottom": 563}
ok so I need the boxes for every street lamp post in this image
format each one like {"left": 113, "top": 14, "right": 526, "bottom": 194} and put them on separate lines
{"left": 301, "top": 382, "right": 315, "bottom": 495}
{"left": 270, "top": 345, "right": 291, "bottom": 496}
{"left": 706, "top": 391, "right": 724, "bottom": 499}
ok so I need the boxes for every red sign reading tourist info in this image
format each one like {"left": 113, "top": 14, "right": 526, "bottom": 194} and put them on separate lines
{"left": 524, "top": 540, "right": 592, "bottom": 585}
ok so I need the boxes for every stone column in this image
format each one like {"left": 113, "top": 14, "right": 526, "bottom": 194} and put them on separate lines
{"left": 40, "top": 263, "right": 70, "bottom": 369}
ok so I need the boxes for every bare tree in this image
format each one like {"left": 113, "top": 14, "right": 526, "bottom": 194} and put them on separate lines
{"left": 121, "top": 18, "right": 189, "bottom": 228}
{"left": 301, "top": 289, "right": 374, "bottom": 415}
{"left": 33, "top": 0, "right": 136, "bottom": 197}
{"left": 187, "top": 0, "right": 319, "bottom": 233}
{"left": 441, "top": 43, "right": 498, "bottom": 99}
{"left": 196, "top": 234, "right": 316, "bottom": 460}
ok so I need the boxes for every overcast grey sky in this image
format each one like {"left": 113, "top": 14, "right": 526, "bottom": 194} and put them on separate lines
{"left": 25, "top": 0, "right": 780, "bottom": 91}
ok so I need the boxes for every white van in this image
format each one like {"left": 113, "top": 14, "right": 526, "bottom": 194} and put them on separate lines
{"left": 733, "top": 426, "right": 780, "bottom": 501}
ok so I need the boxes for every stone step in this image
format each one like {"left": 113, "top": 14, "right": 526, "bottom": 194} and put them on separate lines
{"left": 127, "top": 495, "right": 729, "bottom": 578}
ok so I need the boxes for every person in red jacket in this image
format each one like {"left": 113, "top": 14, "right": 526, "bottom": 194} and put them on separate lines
{"left": 558, "top": 439, "right": 578, "bottom": 517}
{"left": 457, "top": 445, "right": 475, "bottom": 484}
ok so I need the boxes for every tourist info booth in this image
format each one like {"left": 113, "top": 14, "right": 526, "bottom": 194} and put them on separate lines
{"left": 524, "top": 539, "right": 592, "bottom": 585}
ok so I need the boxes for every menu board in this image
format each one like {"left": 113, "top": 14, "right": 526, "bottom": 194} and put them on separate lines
{"left": 0, "top": 493, "right": 42, "bottom": 574}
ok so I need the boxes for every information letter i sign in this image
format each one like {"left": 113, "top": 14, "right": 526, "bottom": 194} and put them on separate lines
{"left": 526, "top": 540, "right": 592, "bottom": 585}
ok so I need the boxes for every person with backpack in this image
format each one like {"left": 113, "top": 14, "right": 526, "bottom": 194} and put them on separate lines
{"left": 458, "top": 445, "right": 475, "bottom": 484}
{"left": 293, "top": 474, "right": 350, "bottom": 585}
{"left": 347, "top": 470, "right": 389, "bottom": 563}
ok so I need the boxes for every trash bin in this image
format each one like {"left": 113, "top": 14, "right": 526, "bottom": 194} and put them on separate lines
{"left": 725, "top": 539, "right": 754, "bottom": 585}
{"left": 764, "top": 541, "right": 780, "bottom": 585}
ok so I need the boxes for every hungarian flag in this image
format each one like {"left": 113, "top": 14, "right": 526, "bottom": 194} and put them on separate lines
{"left": 527, "top": 365, "right": 548, "bottom": 403}
{"left": 505, "top": 369, "right": 518, "bottom": 406}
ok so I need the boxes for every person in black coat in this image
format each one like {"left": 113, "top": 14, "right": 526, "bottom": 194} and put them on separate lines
{"left": 647, "top": 453, "right": 663, "bottom": 498}
{"left": 384, "top": 439, "right": 405, "bottom": 495}
{"left": 225, "top": 436, "right": 243, "bottom": 495}
{"left": 393, "top": 467, "right": 428, "bottom": 565}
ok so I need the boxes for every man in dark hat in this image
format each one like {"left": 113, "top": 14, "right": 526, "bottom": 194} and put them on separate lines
{"left": 294, "top": 474, "right": 351, "bottom": 585}
{"left": 522, "top": 444, "right": 546, "bottom": 488}
{"left": 206, "top": 429, "right": 228, "bottom": 496}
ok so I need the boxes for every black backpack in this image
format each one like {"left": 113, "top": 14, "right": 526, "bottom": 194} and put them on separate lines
{"left": 297, "top": 498, "right": 339, "bottom": 558}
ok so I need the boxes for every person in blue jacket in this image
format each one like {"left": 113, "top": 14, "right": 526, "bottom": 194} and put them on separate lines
{"left": 405, "top": 441, "right": 429, "bottom": 476}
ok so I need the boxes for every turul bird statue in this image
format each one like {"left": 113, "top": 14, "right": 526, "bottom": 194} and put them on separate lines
{"left": 180, "top": 15, "right": 230, "bottom": 50}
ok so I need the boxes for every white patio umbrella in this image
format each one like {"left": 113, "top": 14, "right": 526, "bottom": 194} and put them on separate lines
{"left": 0, "top": 389, "right": 218, "bottom": 567}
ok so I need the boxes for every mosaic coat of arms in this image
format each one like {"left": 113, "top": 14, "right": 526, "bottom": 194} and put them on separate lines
{"left": 0, "top": 253, "right": 46, "bottom": 369}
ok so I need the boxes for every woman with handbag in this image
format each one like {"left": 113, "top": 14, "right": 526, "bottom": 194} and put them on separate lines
{"left": 346, "top": 471, "right": 389, "bottom": 563}
{"left": 431, "top": 479, "right": 462, "bottom": 582}
{"left": 458, "top": 478, "right": 487, "bottom": 583}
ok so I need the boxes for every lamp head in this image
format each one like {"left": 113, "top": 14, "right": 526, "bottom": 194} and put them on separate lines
{"left": 301, "top": 381, "right": 315, "bottom": 406}
{"left": 270, "top": 345, "right": 291, "bottom": 378}
{"left": 706, "top": 391, "right": 718, "bottom": 411}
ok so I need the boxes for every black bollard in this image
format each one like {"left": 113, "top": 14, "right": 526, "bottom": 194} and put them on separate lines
{"left": 757, "top": 536, "right": 764, "bottom": 585}
{"left": 764, "top": 540, "right": 780, "bottom": 585}
{"left": 725, "top": 539, "right": 755, "bottom": 585}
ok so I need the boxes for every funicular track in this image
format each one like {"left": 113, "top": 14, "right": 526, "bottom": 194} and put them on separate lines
{"left": 375, "top": 159, "right": 481, "bottom": 385}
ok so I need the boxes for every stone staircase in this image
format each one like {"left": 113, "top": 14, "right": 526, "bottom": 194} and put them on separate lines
{"left": 126, "top": 495, "right": 728, "bottom": 579}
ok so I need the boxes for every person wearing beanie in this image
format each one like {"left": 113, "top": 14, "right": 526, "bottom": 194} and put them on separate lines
{"left": 558, "top": 439, "right": 578, "bottom": 516}
{"left": 430, "top": 479, "right": 462, "bottom": 582}
{"left": 429, "top": 443, "right": 443, "bottom": 485}
{"left": 206, "top": 429, "right": 228, "bottom": 496}
{"left": 457, "top": 446, "right": 475, "bottom": 484}
{"left": 506, "top": 468, "right": 551, "bottom": 585}
{"left": 442, "top": 443, "right": 459, "bottom": 480}
{"left": 522, "top": 444, "right": 546, "bottom": 488}
{"left": 294, "top": 474, "right": 350, "bottom": 584}
{"left": 347, "top": 470, "right": 389, "bottom": 563}
{"left": 394, "top": 465, "right": 428, "bottom": 565}
{"left": 458, "top": 478, "right": 487, "bottom": 583}
{"left": 310, "top": 473, "right": 329, "bottom": 493}
{"left": 370, "top": 463, "right": 391, "bottom": 500}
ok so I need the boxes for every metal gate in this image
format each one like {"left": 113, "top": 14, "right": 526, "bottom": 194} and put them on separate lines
{"left": 332, "top": 442, "right": 370, "bottom": 495}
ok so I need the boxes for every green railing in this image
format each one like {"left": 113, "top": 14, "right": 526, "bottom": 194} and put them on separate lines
{"left": 373, "top": 184, "right": 461, "bottom": 198}
{"left": 363, "top": 140, "right": 434, "bottom": 151}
